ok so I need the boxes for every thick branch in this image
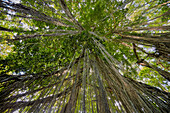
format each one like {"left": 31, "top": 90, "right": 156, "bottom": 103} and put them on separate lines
{"left": 0, "top": 1, "right": 74, "bottom": 28}
{"left": 116, "top": 33, "right": 170, "bottom": 43}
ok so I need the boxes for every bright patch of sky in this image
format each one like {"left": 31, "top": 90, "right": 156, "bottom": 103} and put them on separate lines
{"left": 117, "top": 0, "right": 125, "bottom": 2}
{"left": 138, "top": 44, "right": 156, "bottom": 53}
{"left": 114, "top": 100, "right": 122, "bottom": 110}
{"left": 10, "top": 0, "right": 20, "bottom": 3}
{"left": 168, "top": 81, "right": 170, "bottom": 86}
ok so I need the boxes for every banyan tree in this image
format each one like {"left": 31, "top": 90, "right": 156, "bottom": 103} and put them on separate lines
{"left": 0, "top": 0, "right": 169, "bottom": 112}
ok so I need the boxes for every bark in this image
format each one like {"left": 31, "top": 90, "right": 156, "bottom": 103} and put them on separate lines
{"left": 0, "top": 1, "right": 74, "bottom": 28}
{"left": 125, "top": 77, "right": 170, "bottom": 112}
{"left": 0, "top": 82, "right": 81, "bottom": 113}
{"left": 117, "top": 33, "right": 170, "bottom": 43}
{"left": 60, "top": 87, "right": 80, "bottom": 113}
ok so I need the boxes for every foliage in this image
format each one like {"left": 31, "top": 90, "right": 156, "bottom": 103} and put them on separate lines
{"left": 0, "top": 0, "right": 170, "bottom": 112}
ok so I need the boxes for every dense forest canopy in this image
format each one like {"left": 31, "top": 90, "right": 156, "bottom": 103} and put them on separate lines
{"left": 0, "top": 0, "right": 170, "bottom": 112}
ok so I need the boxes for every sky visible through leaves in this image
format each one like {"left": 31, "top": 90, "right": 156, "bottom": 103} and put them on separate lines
{"left": 0, "top": 0, "right": 170, "bottom": 112}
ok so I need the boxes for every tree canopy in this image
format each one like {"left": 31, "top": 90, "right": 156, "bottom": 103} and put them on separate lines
{"left": 0, "top": 0, "right": 170, "bottom": 112}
